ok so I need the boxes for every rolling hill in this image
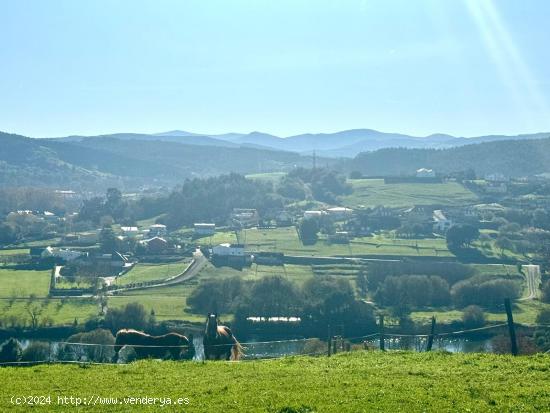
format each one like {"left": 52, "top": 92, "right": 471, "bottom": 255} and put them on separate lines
{"left": 53, "top": 129, "right": 550, "bottom": 158}
{"left": 0, "top": 132, "right": 319, "bottom": 190}
{"left": 345, "top": 137, "right": 550, "bottom": 177}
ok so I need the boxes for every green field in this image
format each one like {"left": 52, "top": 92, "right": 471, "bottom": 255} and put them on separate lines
{"left": 245, "top": 172, "right": 287, "bottom": 183}
{"left": 114, "top": 260, "right": 191, "bottom": 286}
{"left": 0, "top": 249, "right": 29, "bottom": 256}
{"left": 0, "top": 269, "right": 51, "bottom": 297}
{"left": 196, "top": 227, "right": 453, "bottom": 257}
{"left": 343, "top": 178, "right": 479, "bottom": 208}
{"left": 1, "top": 352, "right": 549, "bottom": 412}
{"left": 111, "top": 262, "right": 315, "bottom": 322}
{"left": 0, "top": 298, "right": 98, "bottom": 326}
{"left": 411, "top": 300, "right": 550, "bottom": 326}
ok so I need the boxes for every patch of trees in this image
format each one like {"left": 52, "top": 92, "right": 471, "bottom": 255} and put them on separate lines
{"left": 446, "top": 224, "right": 480, "bottom": 250}
{"left": 451, "top": 277, "right": 521, "bottom": 309}
{"left": 164, "top": 173, "right": 284, "bottom": 228}
{"left": 374, "top": 275, "right": 451, "bottom": 308}
{"left": 187, "top": 275, "right": 376, "bottom": 337}
{"left": 288, "top": 168, "right": 352, "bottom": 203}
{"left": 78, "top": 188, "right": 129, "bottom": 225}
{"left": 103, "top": 302, "right": 153, "bottom": 334}
{"left": 366, "top": 261, "right": 473, "bottom": 292}
{"left": 298, "top": 218, "right": 319, "bottom": 245}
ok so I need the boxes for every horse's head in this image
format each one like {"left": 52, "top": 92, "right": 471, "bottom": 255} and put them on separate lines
{"left": 206, "top": 313, "right": 219, "bottom": 335}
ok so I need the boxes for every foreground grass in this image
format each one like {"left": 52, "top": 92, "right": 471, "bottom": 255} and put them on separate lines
{"left": 1, "top": 352, "right": 549, "bottom": 412}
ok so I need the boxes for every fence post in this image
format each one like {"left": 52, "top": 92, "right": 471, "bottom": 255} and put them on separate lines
{"left": 504, "top": 298, "right": 518, "bottom": 356}
{"left": 332, "top": 336, "right": 338, "bottom": 355}
{"left": 426, "top": 316, "right": 436, "bottom": 352}
{"left": 379, "top": 314, "right": 385, "bottom": 351}
{"left": 327, "top": 324, "right": 332, "bottom": 357}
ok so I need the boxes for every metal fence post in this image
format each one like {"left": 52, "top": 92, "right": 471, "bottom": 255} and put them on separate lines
{"left": 504, "top": 298, "right": 518, "bottom": 356}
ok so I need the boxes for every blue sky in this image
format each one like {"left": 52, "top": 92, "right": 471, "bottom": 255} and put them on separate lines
{"left": 1, "top": 0, "right": 550, "bottom": 138}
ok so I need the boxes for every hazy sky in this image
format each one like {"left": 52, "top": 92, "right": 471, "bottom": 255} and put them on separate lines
{"left": 2, "top": 0, "right": 550, "bottom": 138}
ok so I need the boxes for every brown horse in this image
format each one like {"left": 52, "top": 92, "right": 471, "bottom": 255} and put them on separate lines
{"left": 114, "top": 329, "right": 194, "bottom": 361}
{"left": 203, "top": 313, "right": 243, "bottom": 360}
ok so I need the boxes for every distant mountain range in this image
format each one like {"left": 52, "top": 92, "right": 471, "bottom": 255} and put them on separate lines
{"left": 0, "top": 131, "right": 322, "bottom": 191}
{"left": 75, "top": 128, "right": 550, "bottom": 157}
{"left": 48, "top": 128, "right": 550, "bottom": 158}
{"left": 2, "top": 127, "right": 550, "bottom": 191}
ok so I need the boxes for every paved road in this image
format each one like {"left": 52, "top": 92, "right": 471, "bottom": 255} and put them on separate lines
{"left": 108, "top": 249, "right": 207, "bottom": 294}
{"left": 521, "top": 264, "right": 541, "bottom": 300}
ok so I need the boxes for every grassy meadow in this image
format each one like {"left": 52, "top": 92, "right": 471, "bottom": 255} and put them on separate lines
{"left": 0, "top": 352, "right": 549, "bottom": 412}
{"left": 343, "top": 178, "right": 479, "bottom": 208}
{"left": 196, "top": 227, "right": 453, "bottom": 257}
{"left": 0, "top": 268, "right": 51, "bottom": 297}
{"left": 114, "top": 259, "right": 191, "bottom": 286}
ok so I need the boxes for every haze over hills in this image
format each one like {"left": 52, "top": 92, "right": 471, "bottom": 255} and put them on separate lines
{"left": 146, "top": 128, "right": 550, "bottom": 157}
{"left": 2, "top": 128, "right": 550, "bottom": 191}
{"left": 0, "top": 131, "right": 320, "bottom": 190}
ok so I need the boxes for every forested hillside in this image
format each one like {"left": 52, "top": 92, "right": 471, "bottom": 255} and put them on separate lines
{"left": 0, "top": 132, "right": 318, "bottom": 190}
{"left": 346, "top": 137, "right": 550, "bottom": 177}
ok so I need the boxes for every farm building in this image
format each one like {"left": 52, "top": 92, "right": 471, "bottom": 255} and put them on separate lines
{"left": 303, "top": 210, "right": 324, "bottom": 219}
{"left": 230, "top": 209, "right": 259, "bottom": 228}
{"left": 212, "top": 243, "right": 245, "bottom": 257}
{"left": 416, "top": 168, "right": 435, "bottom": 178}
{"left": 326, "top": 207, "right": 354, "bottom": 219}
{"left": 432, "top": 210, "right": 453, "bottom": 233}
{"left": 41, "top": 247, "right": 85, "bottom": 262}
{"left": 194, "top": 223, "right": 216, "bottom": 236}
{"left": 149, "top": 224, "right": 167, "bottom": 237}
{"left": 121, "top": 226, "right": 139, "bottom": 237}
{"left": 141, "top": 236, "right": 168, "bottom": 253}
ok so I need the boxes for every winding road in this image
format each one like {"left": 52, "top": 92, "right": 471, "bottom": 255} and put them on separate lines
{"left": 521, "top": 264, "right": 541, "bottom": 300}
{"left": 108, "top": 248, "right": 208, "bottom": 294}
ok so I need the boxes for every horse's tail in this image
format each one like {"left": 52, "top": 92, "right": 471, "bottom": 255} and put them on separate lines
{"left": 231, "top": 337, "right": 244, "bottom": 361}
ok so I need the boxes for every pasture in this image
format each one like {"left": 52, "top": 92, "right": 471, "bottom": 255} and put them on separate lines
{"left": 0, "top": 298, "right": 98, "bottom": 326}
{"left": 411, "top": 300, "right": 550, "bottom": 326}
{"left": 343, "top": 178, "right": 478, "bottom": 208}
{"left": 0, "top": 352, "right": 549, "bottom": 412}
{"left": 114, "top": 259, "right": 191, "bottom": 286}
{"left": 0, "top": 268, "right": 51, "bottom": 297}
{"left": 196, "top": 227, "right": 453, "bottom": 257}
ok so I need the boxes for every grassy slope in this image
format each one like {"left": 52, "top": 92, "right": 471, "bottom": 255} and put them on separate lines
{"left": 197, "top": 228, "right": 453, "bottom": 257}
{"left": 1, "top": 352, "right": 549, "bottom": 412}
{"left": 0, "top": 269, "right": 51, "bottom": 297}
{"left": 114, "top": 260, "right": 190, "bottom": 286}
{"left": 343, "top": 178, "right": 478, "bottom": 208}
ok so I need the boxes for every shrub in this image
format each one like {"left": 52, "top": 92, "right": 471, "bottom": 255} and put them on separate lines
{"left": 462, "top": 305, "right": 486, "bottom": 329}
{"left": 21, "top": 341, "right": 51, "bottom": 362}
{"left": 0, "top": 338, "right": 22, "bottom": 362}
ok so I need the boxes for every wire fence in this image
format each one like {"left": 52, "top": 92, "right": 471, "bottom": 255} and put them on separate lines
{"left": 1, "top": 322, "right": 549, "bottom": 366}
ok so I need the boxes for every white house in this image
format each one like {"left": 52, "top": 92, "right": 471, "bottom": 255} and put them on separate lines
{"left": 41, "top": 247, "right": 85, "bottom": 262}
{"left": 194, "top": 223, "right": 216, "bottom": 236}
{"left": 212, "top": 243, "right": 245, "bottom": 257}
{"left": 416, "top": 168, "right": 436, "bottom": 178}
{"left": 432, "top": 210, "right": 453, "bottom": 233}
{"left": 485, "top": 173, "right": 507, "bottom": 182}
{"left": 326, "top": 207, "right": 353, "bottom": 219}
{"left": 121, "top": 226, "right": 139, "bottom": 237}
{"left": 149, "top": 224, "right": 167, "bottom": 237}
{"left": 303, "top": 210, "right": 324, "bottom": 220}
{"left": 230, "top": 209, "right": 259, "bottom": 228}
